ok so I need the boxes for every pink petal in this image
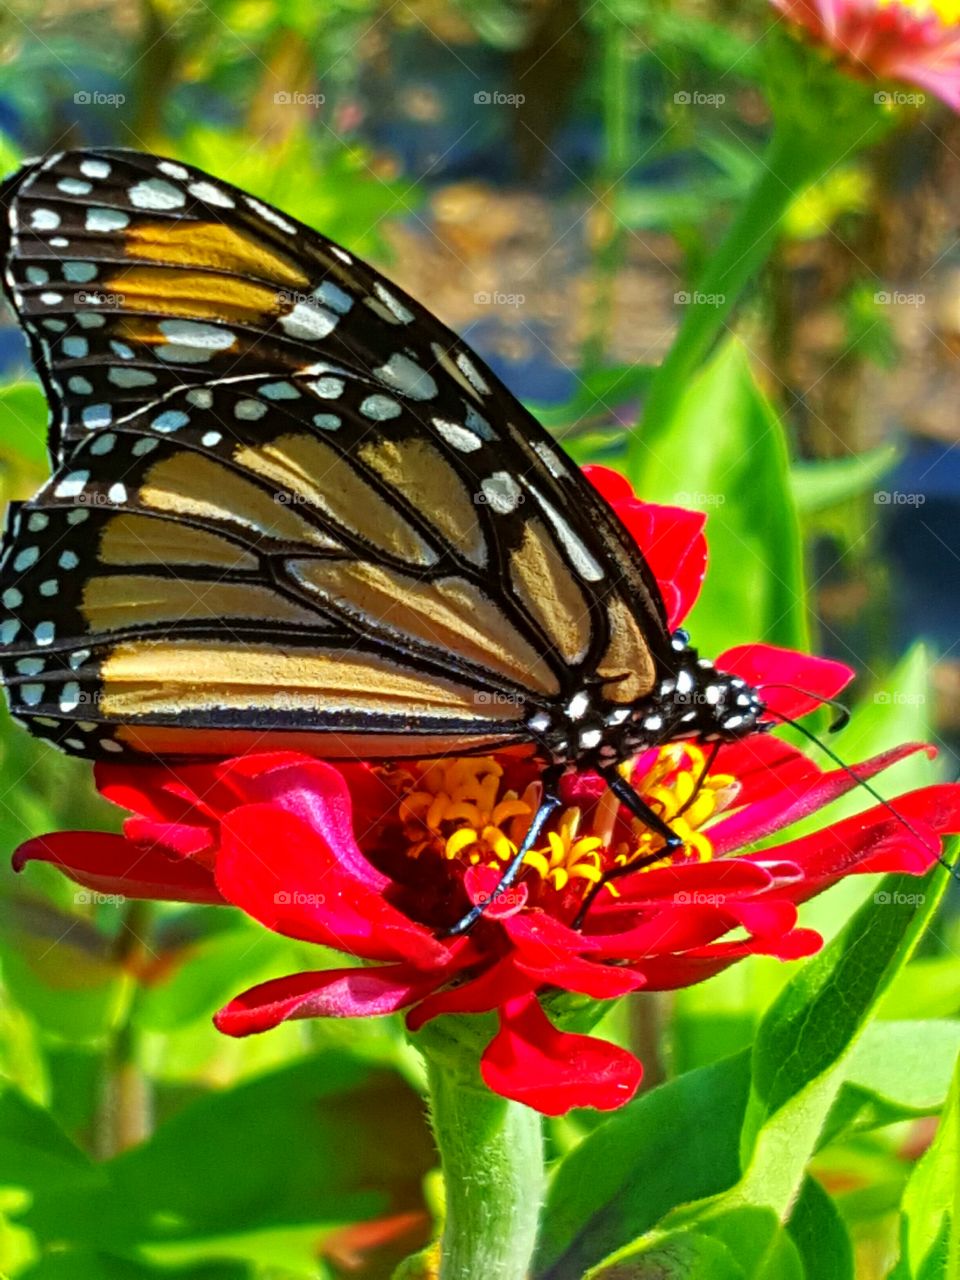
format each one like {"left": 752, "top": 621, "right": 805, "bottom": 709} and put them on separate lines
{"left": 13, "top": 832, "right": 225, "bottom": 904}
{"left": 480, "top": 994, "right": 643, "bottom": 1115}
{"left": 216, "top": 804, "right": 448, "bottom": 967}
{"left": 215, "top": 963, "right": 441, "bottom": 1035}
{"left": 718, "top": 644, "right": 853, "bottom": 719}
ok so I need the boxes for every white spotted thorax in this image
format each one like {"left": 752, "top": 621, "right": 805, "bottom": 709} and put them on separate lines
{"left": 525, "top": 630, "right": 767, "bottom": 770}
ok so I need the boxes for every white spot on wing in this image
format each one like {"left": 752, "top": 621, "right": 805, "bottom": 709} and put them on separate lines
{"left": 481, "top": 472, "right": 522, "bottom": 514}
{"left": 129, "top": 178, "right": 186, "bottom": 210}
{"left": 528, "top": 487, "right": 604, "bottom": 582}
{"left": 375, "top": 353, "right": 437, "bottom": 401}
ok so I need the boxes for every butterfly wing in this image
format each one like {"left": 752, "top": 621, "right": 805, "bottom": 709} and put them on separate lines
{"left": 0, "top": 149, "right": 672, "bottom": 758}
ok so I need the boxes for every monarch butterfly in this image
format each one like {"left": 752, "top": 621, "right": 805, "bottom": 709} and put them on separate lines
{"left": 0, "top": 149, "right": 766, "bottom": 929}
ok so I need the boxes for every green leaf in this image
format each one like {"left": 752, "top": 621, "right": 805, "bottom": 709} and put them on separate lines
{"left": 820, "top": 1020, "right": 960, "bottom": 1147}
{"left": 785, "top": 1176, "right": 854, "bottom": 1280}
{"left": 790, "top": 446, "right": 898, "bottom": 515}
{"left": 698, "top": 866, "right": 947, "bottom": 1231}
{"left": 890, "top": 1056, "right": 960, "bottom": 1280}
{"left": 586, "top": 1230, "right": 747, "bottom": 1280}
{"left": 534, "top": 1052, "right": 752, "bottom": 1280}
{"left": 588, "top": 1207, "right": 805, "bottom": 1280}
{"left": 629, "top": 339, "right": 807, "bottom": 655}
{"left": 17, "top": 1254, "right": 250, "bottom": 1280}
{"left": 0, "top": 1087, "right": 101, "bottom": 1195}
{"left": 0, "top": 383, "right": 49, "bottom": 477}
{"left": 19, "top": 1052, "right": 434, "bottom": 1272}
{"left": 880, "top": 956, "right": 960, "bottom": 1021}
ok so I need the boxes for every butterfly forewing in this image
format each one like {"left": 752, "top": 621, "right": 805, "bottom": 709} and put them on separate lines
{"left": 0, "top": 149, "right": 670, "bottom": 758}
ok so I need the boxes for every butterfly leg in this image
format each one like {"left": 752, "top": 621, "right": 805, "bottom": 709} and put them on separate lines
{"left": 444, "top": 768, "right": 563, "bottom": 937}
{"left": 572, "top": 770, "right": 684, "bottom": 927}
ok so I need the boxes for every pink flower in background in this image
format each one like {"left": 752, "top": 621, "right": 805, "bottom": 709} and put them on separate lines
{"left": 773, "top": 0, "right": 960, "bottom": 110}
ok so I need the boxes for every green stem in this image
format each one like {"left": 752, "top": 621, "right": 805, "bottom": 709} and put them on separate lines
{"left": 632, "top": 117, "right": 856, "bottom": 470}
{"left": 425, "top": 1052, "right": 544, "bottom": 1280}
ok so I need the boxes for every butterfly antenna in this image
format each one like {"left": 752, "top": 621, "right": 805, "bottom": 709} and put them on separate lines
{"left": 766, "top": 708, "right": 956, "bottom": 877}
{"left": 757, "top": 683, "right": 852, "bottom": 732}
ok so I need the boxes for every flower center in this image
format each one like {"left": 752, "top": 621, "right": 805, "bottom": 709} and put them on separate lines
{"left": 383, "top": 747, "right": 737, "bottom": 919}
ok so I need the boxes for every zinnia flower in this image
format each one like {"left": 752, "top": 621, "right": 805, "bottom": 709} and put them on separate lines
{"left": 773, "top": 1, "right": 960, "bottom": 110}
{"left": 13, "top": 473, "right": 959, "bottom": 1116}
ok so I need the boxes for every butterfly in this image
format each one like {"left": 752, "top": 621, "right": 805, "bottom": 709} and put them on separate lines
{"left": 0, "top": 149, "right": 766, "bottom": 928}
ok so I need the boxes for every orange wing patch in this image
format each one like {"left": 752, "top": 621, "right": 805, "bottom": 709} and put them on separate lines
{"left": 100, "top": 642, "right": 521, "bottom": 719}
{"left": 124, "top": 221, "right": 310, "bottom": 289}
{"left": 286, "top": 559, "right": 559, "bottom": 697}
{"left": 82, "top": 577, "right": 323, "bottom": 632}
{"left": 140, "top": 452, "right": 342, "bottom": 548}
{"left": 99, "top": 513, "right": 259, "bottom": 571}
{"left": 509, "top": 519, "right": 592, "bottom": 668}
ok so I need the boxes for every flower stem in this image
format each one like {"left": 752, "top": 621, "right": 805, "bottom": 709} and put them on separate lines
{"left": 630, "top": 115, "right": 871, "bottom": 474}
{"left": 425, "top": 1052, "right": 544, "bottom": 1280}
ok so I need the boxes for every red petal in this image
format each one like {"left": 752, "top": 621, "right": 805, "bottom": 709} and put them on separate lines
{"left": 588, "top": 858, "right": 775, "bottom": 913}
{"left": 636, "top": 927, "right": 823, "bottom": 991}
{"left": 122, "top": 816, "right": 216, "bottom": 860}
{"left": 239, "top": 757, "right": 391, "bottom": 889}
{"left": 514, "top": 951, "right": 645, "bottom": 999}
{"left": 463, "top": 865, "right": 528, "bottom": 918}
{"left": 582, "top": 464, "right": 634, "bottom": 503}
{"left": 216, "top": 804, "right": 448, "bottom": 967}
{"left": 480, "top": 994, "right": 643, "bottom": 1115}
{"left": 215, "top": 963, "right": 440, "bottom": 1035}
{"left": 718, "top": 644, "right": 853, "bottom": 719}
{"left": 13, "top": 832, "right": 225, "bottom": 903}
{"left": 616, "top": 501, "right": 707, "bottom": 629}
{"left": 708, "top": 743, "right": 933, "bottom": 854}
{"left": 757, "top": 783, "right": 960, "bottom": 900}
{"left": 406, "top": 956, "right": 536, "bottom": 1031}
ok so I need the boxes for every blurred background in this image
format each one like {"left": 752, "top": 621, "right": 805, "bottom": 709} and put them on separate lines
{"left": 0, "top": 1, "right": 958, "bottom": 1278}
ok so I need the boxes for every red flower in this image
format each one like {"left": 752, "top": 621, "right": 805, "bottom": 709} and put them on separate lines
{"left": 773, "top": 0, "right": 960, "bottom": 111}
{"left": 13, "top": 474, "right": 958, "bottom": 1116}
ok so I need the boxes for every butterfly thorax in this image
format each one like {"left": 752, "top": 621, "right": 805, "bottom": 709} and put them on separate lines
{"left": 526, "top": 631, "right": 766, "bottom": 771}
